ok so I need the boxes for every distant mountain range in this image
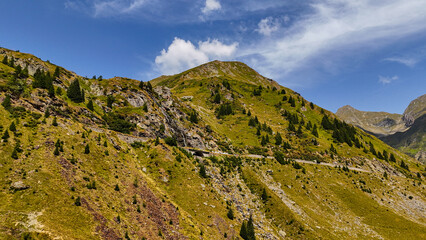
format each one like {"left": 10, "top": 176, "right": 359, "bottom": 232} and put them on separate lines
{"left": 337, "top": 94, "right": 426, "bottom": 162}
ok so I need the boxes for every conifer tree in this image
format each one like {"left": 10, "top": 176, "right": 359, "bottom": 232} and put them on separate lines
{"left": 2, "top": 55, "right": 8, "bottom": 65}
{"left": 311, "top": 124, "right": 319, "bottom": 137}
{"left": 9, "top": 122, "right": 16, "bottom": 132}
{"left": 75, "top": 196, "right": 81, "bottom": 206}
{"left": 256, "top": 127, "right": 261, "bottom": 136}
{"left": 52, "top": 116, "right": 58, "bottom": 126}
{"left": 53, "top": 66, "right": 60, "bottom": 78}
{"left": 227, "top": 208, "right": 234, "bottom": 220}
{"left": 84, "top": 144, "right": 90, "bottom": 154}
{"left": 11, "top": 146, "right": 18, "bottom": 159}
{"left": 261, "top": 188, "right": 268, "bottom": 201}
{"left": 275, "top": 132, "right": 283, "bottom": 146}
{"left": 240, "top": 221, "right": 247, "bottom": 240}
{"left": 2, "top": 95, "right": 11, "bottom": 110}
{"left": 107, "top": 95, "right": 114, "bottom": 108}
{"left": 246, "top": 215, "right": 256, "bottom": 240}
{"left": 44, "top": 107, "right": 50, "bottom": 118}
{"left": 2, "top": 130, "right": 10, "bottom": 142}
{"left": 389, "top": 153, "right": 396, "bottom": 162}
{"left": 54, "top": 146, "right": 60, "bottom": 156}
{"left": 87, "top": 99, "right": 94, "bottom": 111}
{"left": 67, "top": 79, "right": 84, "bottom": 103}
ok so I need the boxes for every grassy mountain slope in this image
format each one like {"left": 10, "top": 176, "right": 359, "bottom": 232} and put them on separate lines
{"left": 336, "top": 105, "right": 406, "bottom": 136}
{"left": 0, "top": 48, "right": 425, "bottom": 239}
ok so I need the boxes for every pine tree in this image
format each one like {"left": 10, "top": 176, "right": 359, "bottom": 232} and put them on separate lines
{"left": 146, "top": 82, "right": 153, "bottom": 92}
{"left": 275, "top": 132, "right": 282, "bottom": 145}
{"left": 189, "top": 110, "right": 198, "bottom": 123}
{"left": 107, "top": 95, "right": 114, "bottom": 108}
{"left": 240, "top": 221, "right": 247, "bottom": 240}
{"left": 87, "top": 99, "right": 94, "bottom": 111}
{"left": 213, "top": 93, "right": 221, "bottom": 104}
{"left": 54, "top": 146, "right": 60, "bottom": 156}
{"left": 256, "top": 127, "right": 261, "bottom": 136}
{"left": 84, "top": 144, "right": 90, "bottom": 154}
{"left": 53, "top": 66, "right": 60, "bottom": 78}
{"left": 246, "top": 215, "right": 256, "bottom": 240}
{"left": 9, "top": 122, "right": 16, "bottom": 132}
{"left": 139, "top": 81, "right": 145, "bottom": 89}
{"left": 261, "top": 136, "right": 267, "bottom": 146}
{"left": 199, "top": 164, "right": 207, "bottom": 178}
{"left": 227, "top": 208, "right": 234, "bottom": 220}
{"left": 247, "top": 110, "right": 251, "bottom": 116}
{"left": 67, "top": 79, "right": 84, "bottom": 103}
{"left": 2, "top": 130, "right": 10, "bottom": 142}
{"left": 2, "top": 95, "right": 11, "bottom": 110}
{"left": 11, "top": 147, "right": 18, "bottom": 159}
{"left": 389, "top": 153, "right": 396, "bottom": 162}
{"left": 261, "top": 188, "right": 268, "bottom": 201}
{"left": 75, "top": 196, "right": 81, "bottom": 206}
{"left": 2, "top": 55, "right": 8, "bottom": 65}
{"left": 44, "top": 107, "right": 50, "bottom": 118}
{"left": 52, "top": 116, "right": 58, "bottom": 126}
{"left": 114, "top": 184, "right": 120, "bottom": 191}
{"left": 48, "top": 84, "right": 55, "bottom": 98}
{"left": 311, "top": 124, "right": 319, "bottom": 137}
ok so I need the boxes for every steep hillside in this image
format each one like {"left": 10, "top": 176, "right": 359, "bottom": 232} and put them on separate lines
{"left": 382, "top": 114, "right": 426, "bottom": 163}
{"left": 0, "top": 48, "right": 425, "bottom": 240}
{"left": 402, "top": 94, "right": 426, "bottom": 126}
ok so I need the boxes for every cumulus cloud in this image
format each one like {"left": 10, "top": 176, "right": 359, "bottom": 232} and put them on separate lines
{"left": 202, "top": 0, "right": 221, "bottom": 14}
{"left": 378, "top": 75, "right": 398, "bottom": 84}
{"left": 155, "top": 38, "right": 238, "bottom": 75}
{"left": 256, "top": 17, "right": 280, "bottom": 36}
{"left": 241, "top": 0, "right": 426, "bottom": 79}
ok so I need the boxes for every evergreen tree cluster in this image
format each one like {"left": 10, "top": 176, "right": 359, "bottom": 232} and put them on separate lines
{"left": 33, "top": 68, "right": 56, "bottom": 97}
{"left": 139, "top": 81, "right": 153, "bottom": 92}
{"left": 253, "top": 85, "right": 262, "bottom": 96}
{"left": 103, "top": 112, "right": 136, "bottom": 134}
{"left": 240, "top": 215, "right": 256, "bottom": 240}
{"left": 215, "top": 103, "right": 233, "bottom": 118}
{"left": 67, "top": 79, "right": 84, "bottom": 103}
{"left": 368, "top": 141, "right": 396, "bottom": 162}
{"left": 287, "top": 96, "right": 296, "bottom": 107}
{"left": 321, "top": 115, "right": 359, "bottom": 147}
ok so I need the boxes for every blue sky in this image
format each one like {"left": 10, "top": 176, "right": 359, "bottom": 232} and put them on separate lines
{"left": 1, "top": 0, "right": 425, "bottom": 114}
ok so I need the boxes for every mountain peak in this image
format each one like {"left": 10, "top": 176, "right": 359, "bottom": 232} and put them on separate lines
{"left": 152, "top": 60, "right": 280, "bottom": 89}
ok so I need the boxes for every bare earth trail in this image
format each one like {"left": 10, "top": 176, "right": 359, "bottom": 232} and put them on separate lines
{"left": 184, "top": 147, "right": 371, "bottom": 173}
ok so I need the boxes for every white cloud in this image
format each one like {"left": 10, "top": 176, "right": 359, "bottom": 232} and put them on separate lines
{"left": 384, "top": 57, "right": 418, "bottom": 67}
{"left": 202, "top": 0, "right": 221, "bottom": 14}
{"left": 378, "top": 75, "right": 398, "bottom": 84}
{"left": 93, "top": 0, "right": 147, "bottom": 17}
{"left": 256, "top": 17, "right": 280, "bottom": 36}
{"left": 240, "top": 0, "right": 426, "bottom": 79}
{"left": 155, "top": 38, "right": 238, "bottom": 75}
